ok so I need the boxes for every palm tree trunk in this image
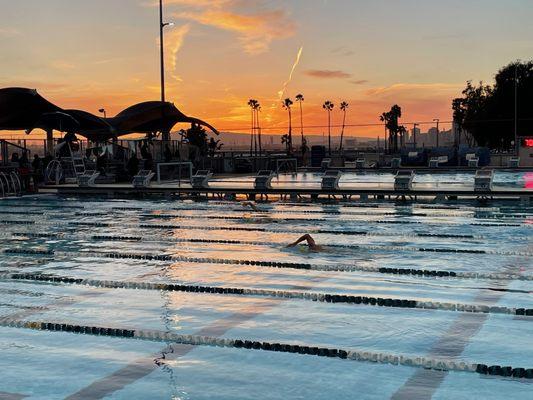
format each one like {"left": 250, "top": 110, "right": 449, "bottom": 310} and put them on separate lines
{"left": 250, "top": 109, "right": 254, "bottom": 156}
{"left": 255, "top": 110, "right": 263, "bottom": 155}
{"left": 328, "top": 111, "right": 331, "bottom": 155}
{"left": 339, "top": 110, "right": 346, "bottom": 152}
{"left": 299, "top": 102, "right": 304, "bottom": 143}
{"left": 288, "top": 109, "right": 293, "bottom": 154}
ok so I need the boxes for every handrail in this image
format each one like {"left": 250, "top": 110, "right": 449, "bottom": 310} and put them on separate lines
{"left": 0, "top": 139, "right": 30, "bottom": 153}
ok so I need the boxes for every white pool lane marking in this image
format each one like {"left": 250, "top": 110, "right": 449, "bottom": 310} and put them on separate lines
{"left": 391, "top": 259, "right": 527, "bottom": 400}
{"left": 65, "top": 276, "right": 328, "bottom": 400}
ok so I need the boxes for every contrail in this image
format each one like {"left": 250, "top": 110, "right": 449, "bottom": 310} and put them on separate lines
{"left": 277, "top": 46, "right": 303, "bottom": 100}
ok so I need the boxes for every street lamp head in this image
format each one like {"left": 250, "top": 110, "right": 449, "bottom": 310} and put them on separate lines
{"left": 162, "top": 21, "right": 174, "bottom": 28}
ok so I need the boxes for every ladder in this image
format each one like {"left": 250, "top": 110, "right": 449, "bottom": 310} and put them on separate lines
{"left": 59, "top": 142, "right": 85, "bottom": 183}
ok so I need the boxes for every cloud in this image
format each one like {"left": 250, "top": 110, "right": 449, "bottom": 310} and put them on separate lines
{"left": 49, "top": 60, "right": 76, "bottom": 71}
{"left": 305, "top": 69, "right": 351, "bottom": 79}
{"left": 163, "top": 24, "right": 191, "bottom": 81}
{"left": 175, "top": 9, "right": 295, "bottom": 54}
{"left": 168, "top": 1, "right": 295, "bottom": 54}
{"left": 0, "top": 27, "right": 20, "bottom": 38}
{"left": 350, "top": 79, "right": 368, "bottom": 85}
{"left": 365, "top": 83, "right": 462, "bottom": 96}
{"left": 331, "top": 46, "right": 355, "bottom": 57}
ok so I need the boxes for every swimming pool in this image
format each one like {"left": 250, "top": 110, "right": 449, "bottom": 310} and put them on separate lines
{"left": 212, "top": 170, "right": 533, "bottom": 189}
{"left": 0, "top": 194, "right": 531, "bottom": 399}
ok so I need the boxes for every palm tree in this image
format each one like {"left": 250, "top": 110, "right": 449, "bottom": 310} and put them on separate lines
{"left": 255, "top": 102, "right": 262, "bottom": 154}
{"left": 248, "top": 99, "right": 256, "bottom": 156}
{"left": 281, "top": 134, "right": 290, "bottom": 153}
{"left": 379, "top": 112, "right": 389, "bottom": 153}
{"left": 339, "top": 101, "right": 349, "bottom": 152}
{"left": 323, "top": 100, "right": 334, "bottom": 155}
{"left": 379, "top": 104, "right": 403, "bottom": 153}
{"left": 295, "top": 94, "right": 304, "bottom": 146}
{"left": 282, "top": 98, "right": 294, "bottom": 154}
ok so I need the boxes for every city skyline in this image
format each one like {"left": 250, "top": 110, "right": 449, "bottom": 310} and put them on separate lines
{"left": 1, "top": 0, "right": 532, "bottom": 137}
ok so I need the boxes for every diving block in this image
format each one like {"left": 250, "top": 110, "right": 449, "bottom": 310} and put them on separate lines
{"left": 466, "top": 153, "right": 479, "bottom": 167}
{"left": 78, "top": 170, "right": 100, "bottom": 187}
{"left": 356, "top": 158, "right": 365, "bottom": 169}
{"left": 344, "top": 161, "right": 356, "bottom": 168}
{"left": 191, "top": 170, "right": 213, "bottom": 189}
{"left": 254, "top": 170, "right": 275, "bottom": 190}
{"left": 321, "top": 170, "right": 342, "bottom": 190}
{"left": 429, "top": 156, "right": 448, "bottom": 167}
{"left": 474, "top": 169, "right": 494, "bottom": 191}
{"left": 132, "top": 169, "right": 155, "bottom": 188}
{"left": 508, "top": 157, "right": 520, "bottom": 168}
{"left": 321, "top": 158, "right": 331, "bottom": 170}
{"left": 391, "top": 158, "right": 401, "bottom": 168}
{"left": 394, "top": 170, "right": 415, "bottom": 191}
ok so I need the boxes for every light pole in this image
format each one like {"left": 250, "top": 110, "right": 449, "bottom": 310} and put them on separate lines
{"left": 98, "top": 108, "right": 107, "bottom": 118}
{"left": 413, "top": 123, "right": 418, "bottom": 149}
{"left": 514, "top": 64, "right": 519, "bottom": 155}
{"left": 159, "top": 0, "right": 173, "bottom": 141}
{"left": 433, "top": 118, "right": 440, "bottom": 148}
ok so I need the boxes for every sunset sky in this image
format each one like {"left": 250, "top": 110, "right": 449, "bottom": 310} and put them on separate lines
{"left": 1, "top": 0, "right": 533, "bottom": 137}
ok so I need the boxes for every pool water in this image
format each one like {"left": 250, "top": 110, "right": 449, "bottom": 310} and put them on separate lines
{"left": 0, "top": 194, "right": 531, "bottom": 399}
{"left": 213, "top": 170, "right": 533, "bottom": 189}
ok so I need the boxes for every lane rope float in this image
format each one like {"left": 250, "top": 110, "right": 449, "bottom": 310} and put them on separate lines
{"left": 1, "top": 319, "right": 531, "bottom": 379}
{"left": 3, "top": 247, "right": 532, "bottom": 282}
{"left": 4, "top": 273, "right": 532, "bottom": 317}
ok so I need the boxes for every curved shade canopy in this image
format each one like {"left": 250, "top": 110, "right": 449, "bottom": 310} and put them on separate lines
{"left": 0, "top": 87, "right": 219, "bottom": 141}
{"left": 0, "top": 88, "right": 62, "bottom": 130}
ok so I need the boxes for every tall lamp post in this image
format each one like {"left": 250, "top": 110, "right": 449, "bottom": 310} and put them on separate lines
{"left": 159, "top": 0, "right": 173, "bottom": 141}
{"left": 413, "top": 123, "right": 418, "bottom": 149}
{"left": 433, "top": 118, "right": 440, "bottom": 148}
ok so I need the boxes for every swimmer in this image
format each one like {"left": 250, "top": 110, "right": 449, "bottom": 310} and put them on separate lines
{"left": 286, "top": 234, "right": 324, "bottom": 252}
{"left": 241, "top": 201, "right": 260, "bottom": 212}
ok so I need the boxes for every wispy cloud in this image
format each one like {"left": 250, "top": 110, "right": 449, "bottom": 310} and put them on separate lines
{"left": 166, "top": 1, "right": 295, "bottom": 54}
{"left": 163, "top": 23, "right": 191, "bottom": 81}
{"left": 365, "top": 83, "right": 462, "bottom": 96}
{"left": 350, "top": 79, "right": 368, "bottom": 85}
{"left": 0, "top": 27, "right": 20, "bottom": 38}
{"left": 331, "top": 46, "right": 355, "bottom": 57}
{"left": 49, "top": 60, "right": 76, "bottom": 71}
{"left": 305, "top": 69, "right": 351, "bottom": 79}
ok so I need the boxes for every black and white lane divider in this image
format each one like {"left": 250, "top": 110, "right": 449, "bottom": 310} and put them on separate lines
{"left": 0, "top": 319, "right": 530, "bottom": 378}
{"left": 4, "top": 273, "right": 533, "bottom": 317}
{"left": 3, "top": 247, "right": 532, "bottom": 282}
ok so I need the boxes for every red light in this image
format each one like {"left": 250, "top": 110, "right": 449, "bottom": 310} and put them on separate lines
{"left": 524, "top": 138, "right": 533, "bottom": 147}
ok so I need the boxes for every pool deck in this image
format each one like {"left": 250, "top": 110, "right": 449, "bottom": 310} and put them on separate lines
{"left": 41, "top": 183, "right": 533, "bottom": 204}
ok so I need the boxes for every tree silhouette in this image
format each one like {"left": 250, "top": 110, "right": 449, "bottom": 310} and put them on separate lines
{"left": 323, "top": 100, "right": 334, "bottom": 155}
{"left": 339, "top": 101, "right": 349, "bottom": 152}
{"left": 295, "top": 93, "right": 305, "bottom": 146}
{"left": 379, "top": 104, "right": 404, "bottom": 153}
{"left": 247, "top": 99, "right": 261, "bottom": 155}
{"left": 248, "top": 99, "right": 256, "bottom": 156}
{"left": 282, "top": 98, "right": 294, "bottom": 154}
{"left": 452, "top": 60, "right": 533, "bottom": 149}
{"left": 281, "top": 134, "right": 290, "bottom": 153}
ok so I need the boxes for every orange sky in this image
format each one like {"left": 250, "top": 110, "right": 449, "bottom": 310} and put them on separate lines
{"left": 1, "top": 0, "right": 533, "bottom": 139}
